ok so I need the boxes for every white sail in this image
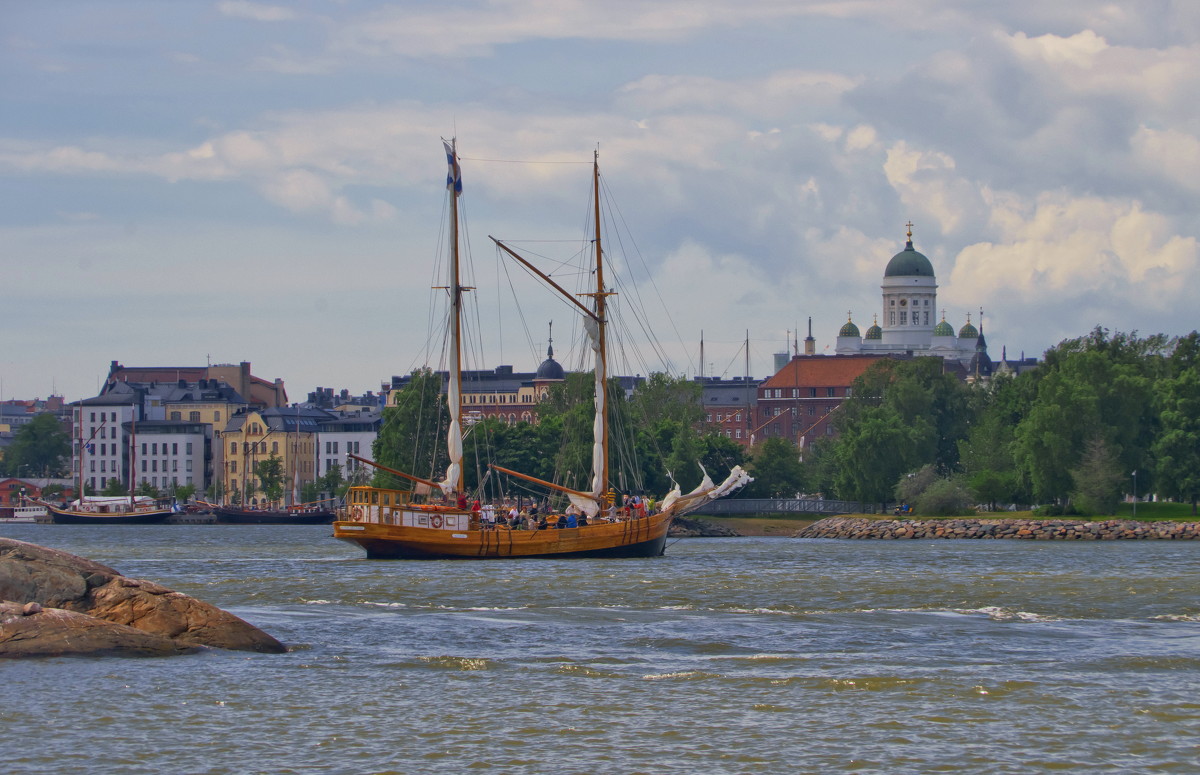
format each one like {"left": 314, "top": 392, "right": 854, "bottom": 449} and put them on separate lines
{"left": 439, "top": 138, "right": 465, "bottom": 497}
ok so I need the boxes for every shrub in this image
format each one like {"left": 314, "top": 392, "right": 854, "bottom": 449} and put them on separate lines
{"left": 914, "top": 477, "right": 975, "bottom": 516}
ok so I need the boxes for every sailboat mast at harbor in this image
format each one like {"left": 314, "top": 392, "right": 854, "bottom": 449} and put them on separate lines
{"left": 332, "top": 141, "right": 750, "bottom": 559}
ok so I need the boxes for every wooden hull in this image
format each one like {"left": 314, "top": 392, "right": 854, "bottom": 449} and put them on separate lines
{"left": 214, "top": 507, "right": 335, "bottom": 525}
{"left": 333, "top": 512, "right": 672, "bottom": 559}
{"left": 47, "top": 505, "right": 173, "bottom": 525}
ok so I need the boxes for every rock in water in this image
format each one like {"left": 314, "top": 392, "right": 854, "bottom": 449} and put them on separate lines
{"left": 0, "top": 600, "right": 191, "bottom": 658}
{"left": 0, "top": 537, "right": 286, "bottom": 657}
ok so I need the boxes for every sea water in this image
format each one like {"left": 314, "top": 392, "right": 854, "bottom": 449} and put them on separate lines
{"left": 1, "top": 524, "right": 1198, "bottom": 774}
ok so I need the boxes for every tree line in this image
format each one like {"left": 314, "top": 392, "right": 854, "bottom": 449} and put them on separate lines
{"left": 808, "top": 327, "right": 1200, "bottom": 515}
{"left": 375, "top": 327, "right": 1200, "bottom": 517}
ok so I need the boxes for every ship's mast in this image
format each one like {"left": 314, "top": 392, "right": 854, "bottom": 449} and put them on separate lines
{"left": 590, "top": 150, "right": 610, "bottom": 499}
{"left": 443, "top": 139, "right": 465, "bottom": 495}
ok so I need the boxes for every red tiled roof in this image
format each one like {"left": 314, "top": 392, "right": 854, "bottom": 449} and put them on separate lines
{"left": 761, "top": 354, "right": 887, "bottom": 388}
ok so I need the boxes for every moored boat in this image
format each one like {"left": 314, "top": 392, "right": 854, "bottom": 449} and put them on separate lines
{"left": 333, "top": 141, "right": 749, "bottom": 559}
{"left": 0, "top": 503, "right": 48, "bottom": 523}
{"left": 209, "top": 503, "right": 335, "bottom": 525}
{"left": 44, "top": 495, "right": 173, "bottom": 525}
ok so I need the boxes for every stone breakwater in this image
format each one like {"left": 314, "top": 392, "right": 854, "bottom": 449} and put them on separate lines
{"left": 796, "top": 516, "right": 1200, "bottom": 540}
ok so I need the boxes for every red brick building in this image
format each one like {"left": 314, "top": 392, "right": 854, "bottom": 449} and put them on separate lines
{"left": 753, "top": 354, "right": 906, "bottom": 451}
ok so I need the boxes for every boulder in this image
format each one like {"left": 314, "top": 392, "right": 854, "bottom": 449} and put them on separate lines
{"left": 0, "top": 538, "right": 286, "bottom": 658}
{"left": 0, "top": 600, "right": 191, "bottom": 658}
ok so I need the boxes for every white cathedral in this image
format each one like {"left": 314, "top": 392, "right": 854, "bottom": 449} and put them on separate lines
{"left": 834, "top": 224, "right": 993, "bottom": 379}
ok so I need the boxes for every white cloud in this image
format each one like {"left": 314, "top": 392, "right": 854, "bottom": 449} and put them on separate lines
{"left": 217, "top": 1, "right": 298, "bottom": 23}
{"left": 951, "top": 192, "right": 1198, "bottom": 307}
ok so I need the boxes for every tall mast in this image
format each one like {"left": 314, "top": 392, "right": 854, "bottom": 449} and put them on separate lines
{"left": 442, "top": 139, "right": 465, "bottom": 495}
{"left": 590, "top": 150, "right": 609, "bottom": 498}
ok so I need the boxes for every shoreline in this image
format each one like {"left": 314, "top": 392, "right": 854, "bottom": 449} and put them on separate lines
{"left": 795, "top": 516, "right": 1200, "bottom": 540}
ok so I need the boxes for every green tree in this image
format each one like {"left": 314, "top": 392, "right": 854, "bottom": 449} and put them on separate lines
{"left": 136, "top": 481, "right": 161, "bottom": 498}
{"left": 1014, "top": 331, "right": 1159, "bottom": 504}
{"left": 743, "top": 437, "right": 805, "bottom": 498}
{"left": 255, "top": 454, "right": 286, "bottom": 504}
{"left": 320, "top": 462, "right": 347, "bottom": 499}
{"left": 1153, "top": 364, "right": 1200, "bottom": 514}
{"left": 914, "top": 477, "right": 974, "bottom": 516}
{"left": 894, "top": 464, "right": 939, "bottom": 505}
{"left": 4, "top": 413, "right": 71, "bottom": 477}
{"left": 1070, "top": 436, "right": 1124, "bottom": 516}
{"left": 957, "top": 375, "right": 1028, "bottom": 509}
{"left": 174, "top": 483, "right": 197, "bottom": 504}
{"left": 373, "top": 368, "right": 450, "bottom": 489}
{"left": 101, "top": 478, "right": 129, "bottom": 496}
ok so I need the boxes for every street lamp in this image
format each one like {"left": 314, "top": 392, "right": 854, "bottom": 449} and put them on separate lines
{"left": 1131, "top": 470, "right": 1137, "bottom": 517}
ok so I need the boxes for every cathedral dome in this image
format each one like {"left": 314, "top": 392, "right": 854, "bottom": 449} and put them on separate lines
{"left": 884, "top": 225, "right": 934, "bottom": 278}
{"left": 865, "top": 318, "right": 882, "bottom": 340}
{"left": 839, "top": 317, "right": 861, "bottom": 338}
{"left": 958, "top": 319, "right": 979, "bottom": 339}
{"left": 933, "top": 318, "right": 955, "bottom": 337}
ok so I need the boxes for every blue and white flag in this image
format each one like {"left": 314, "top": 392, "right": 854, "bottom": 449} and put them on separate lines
{"left": 443, "top": 140, "right": 462, "bottom": 195}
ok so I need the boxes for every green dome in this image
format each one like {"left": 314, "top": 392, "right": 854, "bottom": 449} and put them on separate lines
{"left": 958, "top": 321, "right": 978, "bottom": 338}
{"left": 865, "top": 323, "right": 882, "bottom": 340}
{"left": 933, "top": 319, "right": 955, "bottom": 337}
{"left": 839, "top": 319, "right": 861, "bottom": 338}
{"left": 884, "top": 240, "right": 935, "bottom": 278}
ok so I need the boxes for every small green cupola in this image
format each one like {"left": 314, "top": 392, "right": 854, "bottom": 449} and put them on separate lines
{"left": 839, "top": 312, "right": 860, "bottom": 338}
{"left": 865, "top": 314, "right": 882, "bottom": 340}
{"left": 958, "top": 312, "right": 978, "bottom": 339}
{"left": 933, "top": 311, "right": 955, "bottom": 337}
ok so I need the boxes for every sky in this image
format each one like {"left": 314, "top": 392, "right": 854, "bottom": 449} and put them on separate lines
{"left": 3, "top": 1, "right": 1199, "bottom": 403}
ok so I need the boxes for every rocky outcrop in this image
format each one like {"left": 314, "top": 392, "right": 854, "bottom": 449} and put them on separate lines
{"left": 796, "top": 516, "right": 1200, "bottom": 540}
{"left": 0, "top": 600, "right": 192, "bottom": 658}
{"left": 669, "top": 516, "right": 741, "bottom": 537}
{"left": 0, "top": 538, "right": 286, "bottom": 658}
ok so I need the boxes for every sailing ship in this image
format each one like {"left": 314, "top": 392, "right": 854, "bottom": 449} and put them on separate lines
{"left": 44, "top": 412, "right": 173, "bottom": 524}
{"left": 332, "top": 141, "right": 750, "bottom": 559}
{"left": 205, "top": 501, "right": 335, "bottom": 525}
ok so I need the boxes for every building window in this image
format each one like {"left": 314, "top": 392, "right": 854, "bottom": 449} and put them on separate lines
{"left": 186, "top": 442, "right": 192, "bottom": 454}
{"left": 172, "top": 443, "right": 178, "bottom": 455}
{"left": 230, "top": 461, "right": 237, "bottom": 473}
{"left": 190, "top": 411, "right": 200, "bottom": 421}
{"left": 924, "top": 312, "right": 930, "bottom": 325}
{"left": 142, "top": 460, "right": 147, "bottom": 472}
{"left": 215, "top": 411, "right": 221, "bottom": 422}
{"left": 890, "top": 312, "right": 896, "bottom": 326}
{"left": 170, "top": 411, "right": 181, "bottom": 421}
{"left": 272, "top": 442, "right": 278, "bottom": 454}
{"left": 827, "top": 387, "right": 836, "bottom": 397}
{"left": 186, "top": 460, "right": 192, "bottom": 472}
{"left": 809, "top": 388, "right": 817, "bottom": 397}
{"left": 900, "top": 311, "right": 907, "bottom": 325}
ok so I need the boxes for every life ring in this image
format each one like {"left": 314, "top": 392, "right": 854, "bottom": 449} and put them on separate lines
{"left": 430, "top": 514, "right": 443, "bottom": 529}
{"left": 352, "top": 506, "right": 364, "bottom": 521}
